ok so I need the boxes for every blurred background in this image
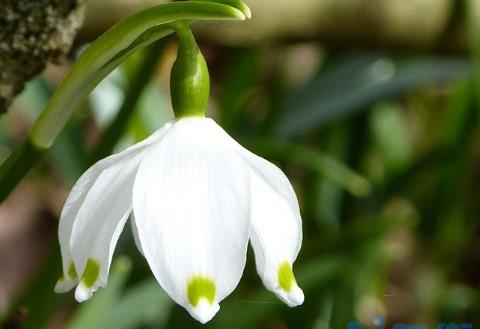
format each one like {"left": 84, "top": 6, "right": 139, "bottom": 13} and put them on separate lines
{"left": 1, "top": 0, "right": 480, "bottom": 328}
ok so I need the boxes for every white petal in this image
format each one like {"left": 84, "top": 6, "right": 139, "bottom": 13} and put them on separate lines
{"left": 237, "top": 146, "right": 304, "bottom": 306}
{"left": 54, "top": 277, "right": 77, "bottom": 294}
{"left": 130, "top": 214, "right": 144, "bottom": 256}
{"left": 133, "top": 118, "right": 250, "bottom": 323}
{"left": 56, "top": 122, "right": 173, "bottom": 298}
{"left": 188, "top": 299, "right": 220, "bottom": 324}
{"left": 75, "top": 283, "right": 97, "bottom": 303}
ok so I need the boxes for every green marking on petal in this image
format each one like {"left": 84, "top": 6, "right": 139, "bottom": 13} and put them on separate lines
{"left": 187, "top": 276, "right": 216, "bottom": 307}
{"left": 277, "top": 262, "right": 296, "bottom": 292}
{"left": 81, "top": 258, "right": 100, "bottom": 288}
{"left": 68, "top": 262, "right": 78, "bottom": 280}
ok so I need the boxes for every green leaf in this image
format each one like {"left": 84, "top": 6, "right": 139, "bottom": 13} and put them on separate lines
{"left": 66, "top": 257, "right": 132, "bottom": 329}
{"left": 311, "top": 123, "right": 351, "bottom": 232}
{"left": 211, "top": 257, "right": 346, "bottom": 329}
{"left": 0, "top": 139, "right": 43, "bottom": 202}
{"left": 243, "top": 138, "right": 371, "bottom": 197}
{"left": 273, "top": 55, "right": 471, "bottom": 138}
{"left": 369, "top": 102, "right": 413, "bottom": 175}
{"left": 105, "top": 280, "right": 173, "bottom": 329}
{"left": 219, "top": 49, "right": 258, "bottom": 131}
{"left": 67, "top": 265, "right": 172, "bottom": 329}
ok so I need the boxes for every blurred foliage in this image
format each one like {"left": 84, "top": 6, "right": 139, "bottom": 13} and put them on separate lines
{"left": 1, "top": 3, "right": 480, "bottom": 329}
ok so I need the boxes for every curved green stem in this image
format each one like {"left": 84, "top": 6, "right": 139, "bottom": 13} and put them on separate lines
{"left": 30, "top": 2, "right": 245, "bottom": 149}
{"left": 0, "top": 1, "right": 250, "bottom": 202}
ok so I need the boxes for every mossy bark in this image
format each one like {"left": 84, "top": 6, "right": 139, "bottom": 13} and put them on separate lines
{"left": 0, "top": 0, "right": 85, "bottom": 113}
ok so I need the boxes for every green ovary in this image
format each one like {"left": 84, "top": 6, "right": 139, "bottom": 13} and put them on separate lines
{"left": 81, "top": 258, "right": 100, "bottom": 288}
{"left": 187, "top": 276, "right": 216, "bottom": 307}
{"left": 277, "top": 262, "right": 296, "bottom": 292}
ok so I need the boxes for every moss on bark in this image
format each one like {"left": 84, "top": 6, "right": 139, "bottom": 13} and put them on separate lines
{"left": 0, "top": 0, "right": 85, "bottom": 112}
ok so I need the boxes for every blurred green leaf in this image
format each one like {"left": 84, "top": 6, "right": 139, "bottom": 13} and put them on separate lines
{"left": 273, "top": 55, "right": 471, "bottom": 138}
{"left": 219, "top": 49, "right": 258, "bottom": 131}
{"left": 105, "top": 279, "right": 173, "bottom": 329}
{"left": 244, "top": 138, "right": 371, "bottom": 197}
{"left": 211, "top": 256, "right": 346, "bottom": 329}
{"left": 67, "top": 259, "right": 173, "bottom": 329}
{"left": 311, "top": 122, "right": 351, "bottom": 232}
{"left": 370, "top": 102, "right": 413, "bottom": 175}
{"left": 440, "top": 79, "right": 476, "bottom": 149}
{"left": 67, "top": 257, "right": 132, "bottom": 329}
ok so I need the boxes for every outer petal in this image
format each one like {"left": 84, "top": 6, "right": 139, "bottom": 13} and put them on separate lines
{"left": 55, "top": 122, "right": 173, "bottom": 300}
{"left": 130, "top": 214, "right": 144, "bottom": 256}
{"left": 237, "top": 147, "right": 304, "bottom": 307}
{"left": 133, "top": 118, "right": 250, "bottom": 324}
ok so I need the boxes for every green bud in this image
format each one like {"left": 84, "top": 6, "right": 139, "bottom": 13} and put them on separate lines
{"left": 170, "top": 25, "right": 210, "bottom": 118}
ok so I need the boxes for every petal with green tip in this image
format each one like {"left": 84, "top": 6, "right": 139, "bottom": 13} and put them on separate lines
{"left": 186, "top": 276, "right": 220, "bottom": 323}
{"left": 133, "top": 118, "right": 251, "bottom": 323}
{"left": 235, "top": 145, "right": 304, "bottom": 306}
{"left": 54, "top": 275, "right": 77, "bottom": 294}
{"left": 74, "top": 258, "right": 101, "bottom": 302}
{"left": 275, "top": 261, "right": 304, "bottom": 306}
{"left": 56, "top": 122, "right": 172, "bottom": 299}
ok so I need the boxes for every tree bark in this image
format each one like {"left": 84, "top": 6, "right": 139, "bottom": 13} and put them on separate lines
{"left": 0, "top": 0, "right": 85, "bottom": 113}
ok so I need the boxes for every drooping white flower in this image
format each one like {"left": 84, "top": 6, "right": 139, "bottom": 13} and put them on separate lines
{"left": 55, "top": 117, "right": 304, "bottom": 323}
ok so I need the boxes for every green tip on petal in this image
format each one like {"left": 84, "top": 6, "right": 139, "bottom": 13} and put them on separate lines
{"left": 277, "top": 261, "right": 296, "bottom": 292}
{"left": 68, "top": 262, "right": 78, "bottom": 280}
{"left": 275, "top": 262, "right": 304, "bottom": 307}
{"left": 187, "top": 276, "right": 216, "bottom": 307}
{"left": 55, "top": 273, "right": 77, "bottom": 293}
{"left": 81, "top": 258, "right": 100, "bottom": 288}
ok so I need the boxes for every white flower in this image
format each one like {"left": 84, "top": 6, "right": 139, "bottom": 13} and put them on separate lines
{"left": 55, "top": 117, "right": 304, "bottom": 323}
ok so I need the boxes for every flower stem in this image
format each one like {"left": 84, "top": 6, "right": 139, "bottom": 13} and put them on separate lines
{"left": 170, "top": 23, "right": 210, "bottom": 118}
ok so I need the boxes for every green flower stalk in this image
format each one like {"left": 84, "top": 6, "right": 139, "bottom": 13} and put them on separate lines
{"left": 170, "top": 24, "right": 210, "bottom": 118}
